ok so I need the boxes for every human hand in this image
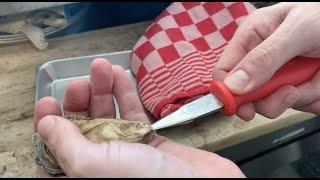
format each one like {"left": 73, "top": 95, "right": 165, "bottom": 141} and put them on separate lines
{"left": 34, "top": 58, "right": 245, "bottom": 178}
{"left": 213, "top": 2, "right": 320, "bottom": 120}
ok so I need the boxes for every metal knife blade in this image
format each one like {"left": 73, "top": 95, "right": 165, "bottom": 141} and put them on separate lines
{"left": 151, "top": 94, "right": 223, "bottom": 131}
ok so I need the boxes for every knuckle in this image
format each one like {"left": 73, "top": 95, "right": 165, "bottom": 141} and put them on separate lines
{"left": 281, "top": 85, "right": 296, "bottom": 92}
{"left": 309, "top": 101, "right": 320, "bottom": 114}
{"left": 257, "top": 104, "right": 281, "bottom": 119}
{"left": 256, "top": 104, "right": 280, "bottom": 119}
{"left": 246, "top": 46, "right": 274, "bottom": 71}
{"left": 265, "top": 112, "right": 280, "bottom": 119}
{"left": 262, "top": 108, "right": 282, "bottom": 119}
{"left": 316, "top": 86, "right": 320, "bottom": 98}
{"left": 294, "top": 79, "right": 320, "bottom": 106}
{"left": 243, "top": 15, "right": 260, "bottom": 33}
{"left": 237, "top": 24, "right": 261, "bottom": 52}
{"left": 311, "top": 79, "right": 320, "bottom": 96}
{"left": 245, "top": 24, "right": 259, "bottom": 37}
{"left": 280, "top": 85, "right": 300, "bottom": 97}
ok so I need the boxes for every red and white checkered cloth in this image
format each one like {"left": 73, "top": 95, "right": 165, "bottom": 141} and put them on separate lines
{"left": 131, "top": 2, "right": 256, "bottom": 119}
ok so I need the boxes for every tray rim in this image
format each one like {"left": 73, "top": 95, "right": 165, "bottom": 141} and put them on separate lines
{"left": 35, "top": 50, "right": 133, "bottom": 102}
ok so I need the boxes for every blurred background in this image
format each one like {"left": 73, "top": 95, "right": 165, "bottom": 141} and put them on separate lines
{"left": 0, "top": 2, "right": 170, "bottom": 38}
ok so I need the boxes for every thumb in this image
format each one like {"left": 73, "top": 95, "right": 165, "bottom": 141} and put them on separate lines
{"left": 37, "top": 115, "right": 92, "bottom": 176}
{"left": 223, "top": 16, "right": 302, "bottom": 95}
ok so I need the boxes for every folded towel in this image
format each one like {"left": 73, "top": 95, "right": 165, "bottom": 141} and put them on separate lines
{"left": 131, "top": 2, "right": 256, "bottom": 119}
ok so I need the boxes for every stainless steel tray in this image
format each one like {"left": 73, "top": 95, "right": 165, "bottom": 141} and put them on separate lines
{"left": 35, "top": 50, "right": 138, "bottom": 118}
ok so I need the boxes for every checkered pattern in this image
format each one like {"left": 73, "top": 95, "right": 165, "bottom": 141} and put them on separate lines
{"left": 131, "top": 2, "right": 256, "bottom": 119}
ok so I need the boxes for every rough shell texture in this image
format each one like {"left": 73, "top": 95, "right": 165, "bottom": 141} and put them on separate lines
{"left": 31, "top": 115, "right": 154, "bottom": 176}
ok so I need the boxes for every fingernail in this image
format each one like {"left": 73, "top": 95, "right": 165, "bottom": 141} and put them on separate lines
{"left": 282, "top": 92, "right": 300, "bottom": 109}
{"left": 37, "top": 116, "right": 56, "bottom": 140}
{"left": 224, "top": 69, "right": 250, "bottom": 92}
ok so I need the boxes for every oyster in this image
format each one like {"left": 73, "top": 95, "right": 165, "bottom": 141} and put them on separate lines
{"left": 31, "top": 115, "right": 154, "bottom": 175}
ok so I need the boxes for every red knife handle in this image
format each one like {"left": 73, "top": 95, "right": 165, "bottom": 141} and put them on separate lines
{"left": 210, "top": 56, "right": 320, "bottom": 116}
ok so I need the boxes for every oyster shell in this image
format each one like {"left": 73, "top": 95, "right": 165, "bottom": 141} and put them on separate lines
{"left": 31, "top": 115, "right": 154, "bottom": 175}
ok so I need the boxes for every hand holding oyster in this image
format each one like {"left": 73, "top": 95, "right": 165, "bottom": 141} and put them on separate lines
{"left": 32, "top": 115, "right": 155, "bottom": 175}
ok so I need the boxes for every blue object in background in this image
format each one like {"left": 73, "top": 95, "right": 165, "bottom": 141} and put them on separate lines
{"left": 54, "top": 2, "right": 171, "bottom": 37}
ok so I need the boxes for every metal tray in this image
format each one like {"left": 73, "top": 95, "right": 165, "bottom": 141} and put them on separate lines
{"left": 35, "top": 50, "right": 138, "bottom": 118}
